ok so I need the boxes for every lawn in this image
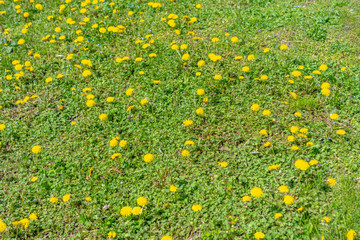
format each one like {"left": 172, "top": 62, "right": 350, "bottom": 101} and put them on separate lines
{"left": 0, "top": 0, "right": 359, "bottom": 239}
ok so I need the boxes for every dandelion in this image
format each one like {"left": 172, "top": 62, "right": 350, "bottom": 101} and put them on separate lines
{"left": 284, "top": 195, "right": 294, "bottom": 205}
{"left": 291, "top": 145, "right": 299, "bottom": 150}
{"left": 28, "top": 213, "right": 38, "bottom": 221}
{"left": 231, "top": 36, "right": 239, "bottom": 43}
{"left": 119, "top": 140, "right": 127, "bottom": 147}
{"left": 32, "top": 145, "right": 41, "bottom": 154}
{"left": 292, "top": 70, "right": 301, "bottom": 77}
{"left": 170, "top": 185, "right": 178, "bottom": 192}
{"left": 268, "top": 164, "right": 280, "bottom": 170}
{"left": 214, "top": 74, "right": 222, "bottom": 80}
{"left": 0, "top": 221, "right": 7, "bottom": 232}
{"left": 321, "top": 82, "right": 330, "bottom": 89}
{"left": 62, "top": 194, "right": 71, "bottom": 202}
{"left": 280, "top": 44, "right": 288, "bottom": 50}
{"left": 275, "top": 213, "right": 282, "bottom": 219}
{"left": 183, "top": 120, "right": 194, "bottom": 126}
{"left": 18, "top": 39, "right": 25, "bottom": 45}
{"left": 254, "top": 232, "right": 265, "bottom": 239}
{"left": 85, "top": 197, "right": 92, "bottom": 202}
{"left": 191, "top": 204, "right": 202, "bottom": 212}
{"left": 250, "top": 187, "right": 263, "bottom": 198}
{"left": 251, "top": 104, "right": 260, "bottom": 111}
{"left": 197, "top": 60, "right": 205, "bottom": 67}
{"left": 242, "top": 195, "right": 251, "bottom": 202}
{"left": 185, "top": 140, "right": 195, "bottom": 145}
{"left": 322, "top": 217, "right": 331, "bottom": 223}
{"left": 99, "top": 114, "right": 108, "bottom": 121}
{"left": 120, "top": 206, "right": 132, "bottom": 217}
{"left": 161, "top": 236, "right": 173, "bottom": 240}
{"left": 330, "top": 113, "right": 339, "bottom": 120}
{"left": 50, "top": 197, "right": 59, "bottom": 203}
{"left": 300, "top": 128, "right": 308, "bottom": 133}
{"left": 290, "top": 126, "right": 299, "bottom": 133}
{"left": 259, "top": 129, "right": 268, "bottom": 136}
{"left": 82, "top": 70, "right": 92, "bottom": 77}
{"left": 347, "top": 229, "right": 356, "bottom": 240}
{"left": 106, "top": 97, "right": 114, "bottom": 102}
{"left": 144, "top": 153, "right": 154, "bottom": 163}
{"left": 242, "top": 66, "right": 250, "bottom": 72}
{"left": 196, "top": 108, "right": 204, "bottom": 115}
{"left": 197, "top": 89, "right": 205, "bottom": 95}
{"left": 247, "top": 55, "right": 255, "bottom": 61}
{"left": 287, "top": 136, "right": 296, "bottom": 142}
{"left": 309, "top": 160, "right": 318, "bottom": 165}
{"left": 290, "top": 92, "right": 297, "bottom": 99}
{"left": 262, "top": 110, "right": 271, "bottom": 116}
{"left": 336, "top": 130, "right": 346, "bottom": 135}
{"left": 108, "top": 231, "right": 116, "bottom": 238}
{"left": 126, "top": 88, "right": 135, "bottom": 96}
{"left": 110, "top": 138, "right": 118, "bottom": 147}
{"left": 218, "top": 161, "right": 228, "bottom": 167}
{"left": 294, "top": 159, "right": 310, "bottom": 171}
{"left": 260, "top": 75, "right": 268, "bottom": 81}
{"left": 279, "top": 185, "right": 289, "bottom": 193}
{"left": 327, "top": 178, "right": 336, "bottom": 186}
{"left": 19, "top": 219, "right": 30, "bottom": 229}
{"left": 321, "top": 88, "right": 330, "bottom": 96}
{"left": 31, "top": 177, "right": 38, "bottom": 182}
{"left": 181, "top": 150, "right": 190, "bottom": 157}
{"left": 111, "top": 153, "right": 121, "bottom": 159}
{"left": 132, "top": 207, "right": 142, "bottom": 215}
{"left": 182, "top": 53, "right": 190, "bottom": 61}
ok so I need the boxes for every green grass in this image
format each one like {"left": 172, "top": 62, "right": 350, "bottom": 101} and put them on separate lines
{"left": 0, "top": 0, "right": 359, "bottom": 239}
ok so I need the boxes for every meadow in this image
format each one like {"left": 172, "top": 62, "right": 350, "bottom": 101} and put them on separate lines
{"left": 0, "top": 0, "right": 360, "bottom": 239}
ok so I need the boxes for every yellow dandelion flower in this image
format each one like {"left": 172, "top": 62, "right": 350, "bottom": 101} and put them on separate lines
{"left": 144, "top": 153, "right": 154, "bottom": 163}
{"left": 137, "top": 197, "right": 148, "bottom": 206}
{"left": 250, "top": 187, "right": 263, "bottom": 198}
{"left": 250, "top": 104, "right": 260, "bottom": 111}
{"left": 120, "top": 206, "right": 132, "bottom": 217}
{"left": 62, "top": 194, "right": 71, "bottom": 202}
{"left": 170, "top": 185, "right": 178, "bottom": 192}
{"left": 327, "top": 178, "right": 336, "bottom": 186}
{"left": 191, "top": 204, "right": 202, "bottom": 212}
{"left": 294, "top": 159, "right": 310, "bottom": 171}
{"left": 32, "top": 145, "right": 41, "bottom": 154}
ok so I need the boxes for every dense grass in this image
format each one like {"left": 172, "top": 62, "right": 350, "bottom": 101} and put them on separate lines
{"left": 0, "top": 0, "right": 359, "bottom": 239}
